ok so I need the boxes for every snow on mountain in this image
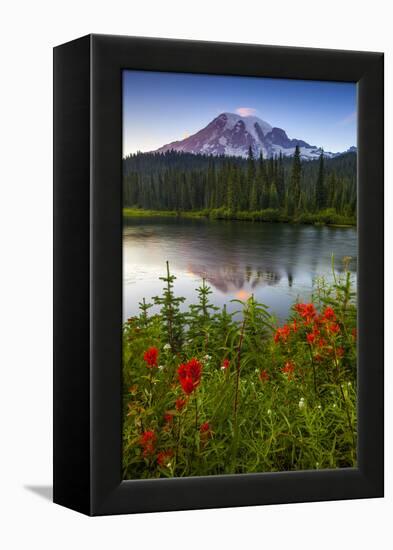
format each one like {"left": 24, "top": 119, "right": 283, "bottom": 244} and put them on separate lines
{"left": 153, "top": 112, "right": 352, "bottom": 160}
{"left": 220, "top": 112, "right": 272, "bottom": 141}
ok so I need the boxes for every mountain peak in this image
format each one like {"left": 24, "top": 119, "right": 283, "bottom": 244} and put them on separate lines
{"left": 153, "top": 112, "right": 342, "bottom": 160}
{"left": 217, "top": 112, "right": 273, "bottom": 137}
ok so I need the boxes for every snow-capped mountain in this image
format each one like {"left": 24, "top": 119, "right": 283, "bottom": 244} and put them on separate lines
{"left": 154, "top": 112, "right": 353, "bottom": 160}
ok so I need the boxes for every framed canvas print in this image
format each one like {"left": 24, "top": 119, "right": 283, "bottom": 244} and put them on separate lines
{"left": 53, "top": 34, "right": 384, "bottom": 515}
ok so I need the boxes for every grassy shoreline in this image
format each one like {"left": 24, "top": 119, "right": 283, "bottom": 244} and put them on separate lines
{"left": 123, "top": 207, "right": 356, "bottom": 227}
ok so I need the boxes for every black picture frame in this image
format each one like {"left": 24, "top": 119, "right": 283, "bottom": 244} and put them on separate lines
{"left": 53, "top": 34, "right": 384, "bottom": 516}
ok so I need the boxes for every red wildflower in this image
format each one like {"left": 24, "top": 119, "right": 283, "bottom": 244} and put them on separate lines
{"left": 221, "top": 358, "right": 230, "bottom": 370}
{"left": 140, "top": 430, "right": 156, "bottom": 445}
{"left": 180, "top": 377, "right": 194, "bottom": 395}
{"left": 259, "top": 369, "right": 269, "bottom": 382}
{"left": 291, "top": 320, "right": 298, "bottom": 333}
{"left": 294, "top": 303, "right": 303, "bottom": 314}
{"left": 307, "top": 332, "right": 316, "bottom": 344}
{"left": 282, "top": 361, "right": 295, "bottom": 375}
{"left": 143, "top": 346, "right": 159, "bottom": 368}
{"left": 200, "top": 422, "right": 210, "bottom": 434}
{"left": 295, "top": 303, "right": 316, "bottom": 324}
{"left": 317, "top": 337, "right": 327, "bottom": 348}
{"left": 177, "top": 363, "right": 188, "bottom": 380}
{"left": 323, "top": 306, "right": 336, "bottom": 321}
{"left": 139, "top": 430, "right": 156, "bottom": 457}
{"left": 336, "top": 347, "right": 345, "bottom": 358}
{"left": 274, "top": 324, "right": 291, "bottom": 344}
{"left": 175, "top": 398, "right": 186, "bottom": 411}
{"left": 314, "top": 353, "right": 323, "bottom": 362}
{"left": 327, "top": 323, "right": 340, "bottom": 334}
{"left": 178, "top": 358, "right": 202, "bottom": 395}
{"left": 157, "top": 449, "right": 173, "bottom": 466}
{"left": 187, "top": 358, "right": 202, "bottom": 381}
{"left": 164, "top": 412, "right": 173, "bottom": 423}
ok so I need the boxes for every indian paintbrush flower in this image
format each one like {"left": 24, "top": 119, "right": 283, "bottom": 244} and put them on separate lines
{"left": 259, "top": 369, "right": 269, "bottom": 382}
{"left": 274, "top": 324, "right": 291, "bottom": 343}
{"left": 282, "top": 361, "right": 295, "bottom": 377}
{"left": 175, "top": 398, "right": 186, "bottom": 411}
{"left": 178, "top": 358, "right": 202, "bottom": 395}
{"left": 139, "top": 430, "right": 156, "bottom": 457}
{"left": 294, "top": 303, "right": 317, "bottom": 324}
{"left": 199, "top": 422, "right": 210, "bottom": 434}
{"left": 143, "top": 346, "right": 159, "bottom": 368}
{"left": 307, "top": 332, "right": 316, "bottom": 344}
{"left": 221, "top": 358, "right": 230, "bottom": 370}
{"left": 157, "top": 449, "right": 173, "bottom": 466}
{"left": 327, "top": 322, "right": 340, "bottom": 334}
{"left": 323, "top": 306, "right": 336, "bottom": 321}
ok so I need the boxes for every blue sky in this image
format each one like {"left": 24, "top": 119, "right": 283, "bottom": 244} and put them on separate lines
{"left": 123, "top": 70, "right": 356, "bottom": 156}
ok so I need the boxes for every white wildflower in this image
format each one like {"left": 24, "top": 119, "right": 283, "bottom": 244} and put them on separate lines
{"left": 267, "top": 409, "right": 272, "bottom": 416}
{"left": 298, "top": 398, "right": 305, "bottom": 410}
{"left": 204, "top": 354, "right": 212, "bottom": 361}
{"left": 163, "top": 343, "right": 171, "bottom": 351}
{"left": 158, "top": 365, "right": 164, "bottom": 371}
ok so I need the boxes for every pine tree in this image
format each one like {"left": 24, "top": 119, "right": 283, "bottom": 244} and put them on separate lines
{"left": 315, "top": 151, "right": 325, "bottom": 211}
{"left": 187, "top": 279, "right": 218, "bottom": 350}
{"left": 276, "top": 152, "right": 285, "bottom": 207}
{"left": 258, "top": 151, "right": 265, "bottom": 177}
{"left": 123, "top": 148, "right": 357, "bottom": 222}
{"left": 289, "top": 146, "right": 302, "bottom": 215}
{"left": 227, "top": 165, "right": 235, "bottom": 213}
{"left": 153, "top": 262, "right": 185, "bottom": 352}
{"left": 249, "top": 179, "right": 258, "bottom": 211}
{"left": 268, "top": 183, "right": 279, "bottom": 209}
{"left": 326, "top": 172, "right": 336, "bottom": 207}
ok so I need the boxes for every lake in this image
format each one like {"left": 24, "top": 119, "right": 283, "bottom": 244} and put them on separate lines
{"left": 123, "top": 217, "right": 357, "bottom": 322}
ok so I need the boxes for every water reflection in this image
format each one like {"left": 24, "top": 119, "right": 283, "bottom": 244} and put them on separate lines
{"left": 123, "top": 217, "right": 357, "bottom": 321}
{"left": 186, "top": 263, "right": 282, "bottom": 293}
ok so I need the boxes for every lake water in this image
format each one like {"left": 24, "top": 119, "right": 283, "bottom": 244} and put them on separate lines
{"left": 123, "top": 217, "right": 357, "bottom": 322}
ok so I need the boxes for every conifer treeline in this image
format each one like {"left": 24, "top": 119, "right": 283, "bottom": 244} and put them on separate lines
{"left": 123, "top": 146, "right": 356, "bottom": 217}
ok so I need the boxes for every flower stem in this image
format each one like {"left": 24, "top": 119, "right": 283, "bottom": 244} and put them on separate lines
{"left": 307, "top": 344, "right": 318, "bottom": 397}
{"left": 234, "top": 318, "right": 246, "bottom": 423}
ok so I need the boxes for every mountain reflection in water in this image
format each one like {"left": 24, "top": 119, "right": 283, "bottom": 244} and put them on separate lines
{"left": 123, "top": 217, "right": 357, "bottom": 321}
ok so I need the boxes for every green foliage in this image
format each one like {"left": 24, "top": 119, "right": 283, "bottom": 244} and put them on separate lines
{"left": 152, "top": 261, "right": 185, "bottom": 352}
{"left": 187, "top": 279, "right": 219, "bottom": 351}
{"left": 123, "top": 150, "right": 357, "bottom": 222}
{"left": 123, "top": 263, "right": 357, "bottom": 479}
{"left": 316, "top": 151, "right": 326, "bottom": 210}
{"left": 123, "top": 206, "right": 355, "bottom": 226}
{"left": 295, "top": 208, "right": 355, "bottom": 226}
{"left": 289, "top": 145, "right": 302, "bottom": 214}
